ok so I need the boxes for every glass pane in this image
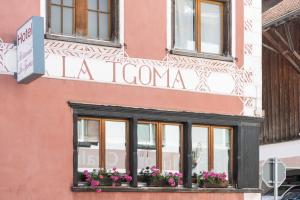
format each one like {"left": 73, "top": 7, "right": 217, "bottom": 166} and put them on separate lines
{"left": 213, "top": 128, "right": 231, "bottom": 176}
{"left": 77, "top": 119, "right": 100, "bottom": 171}
{"left": 88, "top": 0, "right": 98, "bottom": 10}
{"left": 99, "top": 13, "right": 110, "bottom": 40}
{"left": 51, "top": 0, "right": 61, "bottom": 4}
{"left": 63, "top": 0, "right": 73, "bottom": 6}
{"left": 105, "top": 120, "right": 127, "bottom": 173}
{"left": 174, "top": 0, "right": 195, "bottom": 51}
{"left": 50, "top": 5, "right": 61, "bottom": 34}
{"left": 63, "top": 7, "right": 73, "bottom": 35}
{"left": 201, "top": 2, "right": 223, "bottom": 54}
{"left": 99, "top": 0, "right": 109, "bottom": 12}
{"left": 88, "top": 11, "right": 98, "bottom": 38}
{"left": 162, "top": 124, "right": 181, "bottom": 173}
{"left": 192, "top": 126, "right": 209, "bottom": 174}
{"left": 137, "top": 123, "right": 157, "bottom": 172}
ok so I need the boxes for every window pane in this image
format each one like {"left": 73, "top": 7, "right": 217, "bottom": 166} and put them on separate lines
{"left": 88, "top": 11, "right": 98, "bottom": 38}
{"left": 201, "top": 2, "right": 223, "bottom": 54}
{"left": 50, "top": 5, "right": 61, "bottom": 34}
{"left": 162, "top": 124, "right": 181, "bottom": 173}
{"left": 213, "top": 128, "right": 231, "bottom": 176}
{"left": 63, "top": 0, "right": 73, "bottom": 6}
{"left": 105, "top": 120, "right": 127, "bottom": 173}
{"left": 77, "top": 119, "right": 100, "bottom": 171}
{"left": 174, "top": 0, "right": 195, "bottom": 51}
{"left": 88, "top": 0, "right": 98, "bottom": 10}
{"left": 137, "top": 123, "right": 157, "bottom": 172}
{"left": 99, "top": 0, "right": 109, "bottom": 12}
{"left": 99, "top": 13, "right": 110, "bottom": 40}
{"left": 51, "top": 0, "right": 61, "bottom": 4}
{"left": 192, "top": 126, "right": 209, "bottom": 174}
{"left": 63, "top": 7, "right": 73, "bottom": 35}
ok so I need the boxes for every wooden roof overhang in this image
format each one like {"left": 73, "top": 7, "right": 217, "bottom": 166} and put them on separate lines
{"left": 263, "top": 7, "right": 300, "bottom": 73}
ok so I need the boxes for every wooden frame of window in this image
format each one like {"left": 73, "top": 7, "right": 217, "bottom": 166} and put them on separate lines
{"left": 78, "top": 117, "right": 129, "bottom": 171}
{"left": 192, "top": 125, "right": 233, "bottom": 182}
{"left": 137, "top": 121, "right": 183, "bottom": 172}
{"left": 171, "top": 0, "right": 231, "bottom": 59}
{"left": 46, "top": 0, "right": 120, "bottom": 46}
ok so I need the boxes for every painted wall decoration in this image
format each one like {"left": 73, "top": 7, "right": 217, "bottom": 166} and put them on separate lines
{"left": 0, "top": 0, "right": 262, "bottom": 118}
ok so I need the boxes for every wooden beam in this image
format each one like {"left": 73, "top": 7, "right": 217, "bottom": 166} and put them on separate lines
{"left": 263, "top": 43, "right": 279, "bottom": 54}
{"left": 263, "top": 31, "right": 300, "bottom": 73}
{"left": 284, "top": 23, "right": 295, "bottom": 52}
{"left": 273, "top": 28, "right": 300, "bottom": 66}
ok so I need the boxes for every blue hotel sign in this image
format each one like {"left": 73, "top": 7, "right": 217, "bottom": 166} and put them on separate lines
{"left": 16, "top": 16, "right": 45, "bottom": 84}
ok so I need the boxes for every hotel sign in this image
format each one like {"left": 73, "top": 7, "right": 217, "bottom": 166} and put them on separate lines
{"left": 16, "top": 16, "right": 44, "bottom": 83}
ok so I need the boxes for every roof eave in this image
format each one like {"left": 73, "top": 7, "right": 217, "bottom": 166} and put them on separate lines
{"left": 263, "top": 9, "right": 300, "bottom": 30}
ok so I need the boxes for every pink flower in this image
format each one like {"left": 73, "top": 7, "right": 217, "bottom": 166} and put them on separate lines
{"left": 90, "top": 180, "right": 100, "bottom": 188}
{"left": 123, "top": 174, "right": 132, "bottom": 183}
{"left": 168, "top": 177, "right": 175, "bottom": 186}
{"left": 99, "top": 175, "right": 104, "bottom": 179}
{"left": 110, "top": 175, "right": 120, "bottom": 183}
{"left": 96, "top": 189, "right": 102, "bottom": 193}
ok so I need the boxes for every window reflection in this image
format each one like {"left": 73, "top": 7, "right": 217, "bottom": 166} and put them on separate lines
{"left": 105, "top": 120, "right": 127, "bottom": 173}
{"left": 77, "top": 119, "right": 100, "bottom": 171}
{"left": 191, "top": 126, "right": 209, "bottom": 174}
{"left": 137, "top": 123, "right": 157, "bottom": 172}
{"left": 201, "top": 2, "right": 223, "bottom": 54}
{"left": 162, "top": 124, "right": 181, "bottom": 173}
{"left": 174, "top": 0, "right": 195, "bottom": 51}
{"left": 213, "top": 128, "right": 231, "bottom": 175}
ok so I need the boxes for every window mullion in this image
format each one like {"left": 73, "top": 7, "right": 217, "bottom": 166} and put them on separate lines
{"left": 183, "top": 121, "right": 192, "bottom": 188}
{"left": 208, "top": 126, "right": 214, "bottom": 171}
{"left": 129, "top": 118, "right": 138, "bottom": 187}
{"left": 100, "top": 119, "right": 106, "bottom": 169}
{"left": 157, "top": 123, "right": 162, "bottom": 171}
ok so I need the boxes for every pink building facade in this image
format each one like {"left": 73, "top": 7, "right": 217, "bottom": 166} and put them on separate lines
{"left": 0, "top": 0, "right": 262, "bottom": 199}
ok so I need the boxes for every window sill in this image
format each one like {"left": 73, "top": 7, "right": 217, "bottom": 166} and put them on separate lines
{"left": 71, "top": 186, "right": 262, "bottom": 193}
{"left": 45, "top": 33, "right": 122, "bottom": 48}
{"left": 170, "top": 49, "right": 235, "bottom": 62}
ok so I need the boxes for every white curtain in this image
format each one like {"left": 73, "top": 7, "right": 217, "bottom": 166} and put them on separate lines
{"left": 174, "top": 0, "right": 195, "bottom": 51}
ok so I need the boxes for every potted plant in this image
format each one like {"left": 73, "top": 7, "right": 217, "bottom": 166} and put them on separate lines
{"left": 198, "top": 171, "right": 229, "bottom": 188}
{"left": 165, "top": 172, "right": 183, "bottom": 187}
{"left": 81, "top": 167, "right": 132, "bottom": 189}
{"left": 139, "top": 166, "right": 182, "bottom": 187}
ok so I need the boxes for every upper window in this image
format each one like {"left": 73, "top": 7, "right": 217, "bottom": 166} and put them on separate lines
{"left": 48, "top": 0, "right": 117, "bottom": 42}
{"left": 174, "top": 0, "right": 229, "bottom": 55}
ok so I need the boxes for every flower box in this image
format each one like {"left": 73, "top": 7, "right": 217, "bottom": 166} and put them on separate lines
{"left": 201, "top": 181, "right": 229, "bottom": 188}
{"left": 146, "top": 179, "right": 167, "bottom": 187}
{"left": 139, "top": 166, "right": 182, "bottom": 187}
{"left": 198, "top": 171, "right": 229, "bottom": 188}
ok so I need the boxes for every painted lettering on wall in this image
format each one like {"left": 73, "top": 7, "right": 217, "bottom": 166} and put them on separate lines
{"left": 46, "top": 55, "right": 189, "bottom": 91}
